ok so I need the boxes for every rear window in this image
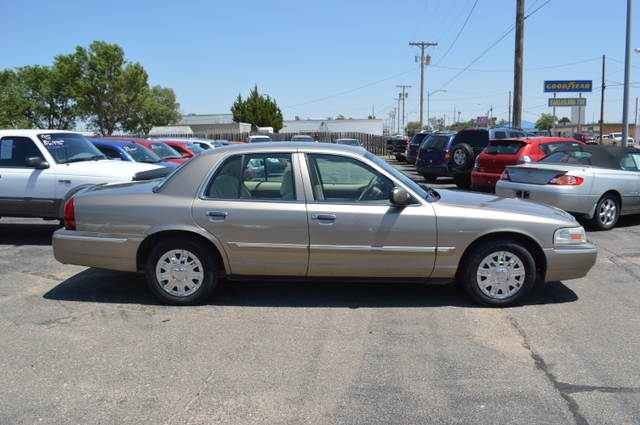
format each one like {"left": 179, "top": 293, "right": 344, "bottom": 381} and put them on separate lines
{"left": 485, "top": 141, "right": 526, "bottom": 155}
{"left": 422, "top": 135, "right": 453, "bottom": 150}
{"left": 539, "top": 141, "right": 584, "bottom": 155}
{"left": 453, "top": 130, "right": 489, "bottom": 147}
{"left": 542, "top": 151, "right": 591, "bottom": 164}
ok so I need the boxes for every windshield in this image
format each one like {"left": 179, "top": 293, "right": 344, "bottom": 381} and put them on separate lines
{"left": 366, "top": 152, "right": 429, "bottom": 199}
{"left": 145, "top": 142, "right": 183, "bottom": 159}
{"left": 38, "top": 133, "right": 106, "bottom": 164}
{"left": 181, "top": 143, "right": 205, "bottom": 154}
{"left": 122, "top": 143, "right": 163, "bottom": 163}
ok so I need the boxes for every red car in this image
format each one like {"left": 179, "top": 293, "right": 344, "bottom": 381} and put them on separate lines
{"left": 471, "top": 137, "right": 585, "bottom": 192}
{"left": 152, "top": 139, "right": 206, "bottom": 158}
{"left": 103, "top": 138, "right": 189, "bottom": 164}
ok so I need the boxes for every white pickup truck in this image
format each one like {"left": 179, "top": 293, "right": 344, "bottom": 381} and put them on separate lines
{"left": 0, "top": 130, "right": 169, "bottom": 221}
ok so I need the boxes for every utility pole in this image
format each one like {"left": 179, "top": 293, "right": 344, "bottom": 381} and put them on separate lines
{"left": 409, "top": 42, "right": 438, "bottom": 131}
{"left": 621, "top": 0, "right": 632, "bottom": 147}
{"left": 600, "top": 55, "right": 606, "bottom": 144}
{"left": 397, "top": 85, "right": 411, "bottom": 135}
{"left": 512, "top": 0, "right": 524, "bottom": 128}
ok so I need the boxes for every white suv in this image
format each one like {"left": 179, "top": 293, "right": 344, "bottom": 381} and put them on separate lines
{"left": 0, "top": 130, "right": 167, "bottom": 221}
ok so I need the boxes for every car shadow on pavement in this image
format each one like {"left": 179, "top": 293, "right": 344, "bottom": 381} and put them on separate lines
{"left": 43, "top": 268, "right": 579, "bottom": 308}
{"left": 0, "top": 222, "right": 59, "bottom": 246}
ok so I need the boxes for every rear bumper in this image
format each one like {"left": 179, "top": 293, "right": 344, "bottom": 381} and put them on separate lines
{"left": 415, "top": 161, "right": 452, "bottom": 177}
{"left": 52, "top": 229, "right": 141, "bottom": 272}
{"left": 471, "top": 170, "right": 501, "bottom": 191}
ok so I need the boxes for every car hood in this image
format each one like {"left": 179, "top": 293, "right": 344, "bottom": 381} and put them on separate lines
{"left": 56, "top": 159, "right": 165, "bottom": 179}
{"left": 433, "top": 188, "right": 577, "bottom": 222}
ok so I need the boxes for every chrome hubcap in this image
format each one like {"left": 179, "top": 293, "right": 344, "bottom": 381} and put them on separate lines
{"left": 476, "top": 251, "right": 525, "bottom": 299}
{"left": 155, "top": 249, "right": 204, "bottom": 297}
{"left": 598, "top": 199, "right": 617, "bottom": 226}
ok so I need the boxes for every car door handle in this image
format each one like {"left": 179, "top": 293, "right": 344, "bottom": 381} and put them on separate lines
{"left": 311, "top": 213, "right": 337, "bottom": 221}
{"left": 206, "top": 210, "right": 228, "bottom": 221}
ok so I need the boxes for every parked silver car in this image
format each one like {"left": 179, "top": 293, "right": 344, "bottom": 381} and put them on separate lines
{"left": 496, "top": 145, "right": 640, "bottom": 230}
{"left": 53, "top": 143, "right": 597, "bottom": 307}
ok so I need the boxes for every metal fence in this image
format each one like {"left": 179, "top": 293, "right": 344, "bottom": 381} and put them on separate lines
{"left": 146, "top": 131, "right": 389, "bottom": 156}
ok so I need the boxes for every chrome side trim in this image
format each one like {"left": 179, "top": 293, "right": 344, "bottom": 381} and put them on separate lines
{"left": 311, "top": 245, "right": 437, "bottom": 253}
{"left": 228, "top": 242, "right": 308, "bottom": 250}
{"left": 53, "top": 234, "right": 128, "bottom": 243}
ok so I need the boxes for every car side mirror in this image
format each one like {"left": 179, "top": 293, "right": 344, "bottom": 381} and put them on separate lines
{"left": 24, "top": 156, "right": 49, "bottom": 169}
{"left": 390, "top": 187, "right": 411, "bottom": 205}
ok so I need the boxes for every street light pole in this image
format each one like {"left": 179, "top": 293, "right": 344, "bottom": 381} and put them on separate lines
{"left": 427, "top": 90, "right": 446, "bottom": 130}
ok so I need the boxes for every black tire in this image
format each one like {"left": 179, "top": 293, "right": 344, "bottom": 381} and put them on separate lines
{"left": 145, "top": 237, "right": 219, "bottom": 305}
{"left": 590, "top": 194, "right": 619, "bottom": 230}
{"left": 460, "top": 239, "right": 536, "bottom": 307}
{"left": 451, "top": 144, "right": 475, "bottom": 171}
{"left": 453, "top": 173, "right": 472, "bottom": 189}
{"left": 422, "top": 173, "right": 438, "bottom": 182}
{"left": 395, "top": 155, "right": 406, "bottom": 162}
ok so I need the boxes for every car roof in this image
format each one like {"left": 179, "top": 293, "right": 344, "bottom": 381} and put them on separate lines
{"left": 548, "top": 145, "right": 638, "bottom": 168}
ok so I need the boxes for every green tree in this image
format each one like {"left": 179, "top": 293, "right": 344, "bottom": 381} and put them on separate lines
{"left": 535, "top": 113, "right": 556, "bottom": 133}
{"left": 558, "top": 117, "right": 571, "bottom": 125}
{"left": 231, "top": 85, "right": 283, "bottom": 132}
{"left": 15, "top": 64, "right": 79, "bottom": 130}
{"left": 122, "top": 85, "right": 181, "bottom": 134}
{"left": 427, "top": 117, "right": 445, "bottom": 131}
{"left": 406, "top": 121, "right": 422, "bottom": 137}
{"left": 0, "top": 69, "right": 30, "bottom": 128}
{"left": 55, "top": 41, "right": 150, "bottom": 136}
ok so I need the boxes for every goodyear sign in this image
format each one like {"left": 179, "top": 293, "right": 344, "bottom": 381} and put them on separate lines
{"left": 544, "top": 80, "right": 592, "bottom": 93}
{"left": 548, "top": 98, "right": 587, "bottom": 107}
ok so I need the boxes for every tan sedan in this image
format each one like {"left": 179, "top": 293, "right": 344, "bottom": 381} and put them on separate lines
{"left": 53, "top": 142, "right": 597, "bottom": 307}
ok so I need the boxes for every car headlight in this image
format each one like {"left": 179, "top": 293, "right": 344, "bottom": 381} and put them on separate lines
{"left": 554, "top": 227, "right": 587, "bottom": 245}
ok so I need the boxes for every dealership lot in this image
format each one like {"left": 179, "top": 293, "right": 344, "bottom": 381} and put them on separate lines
{"left": 1, "top": 160, "right": 639, "bottom": 424}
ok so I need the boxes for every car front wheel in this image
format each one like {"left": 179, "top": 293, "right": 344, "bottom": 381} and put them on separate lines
{"left": 146, "top": 238, "right": 219, "bottom": 305}
{"left": 591, "top": 194, "right": 619, "bottom": 230}
{"left": 460, "top": 239, "right": 536, "bottom": 307}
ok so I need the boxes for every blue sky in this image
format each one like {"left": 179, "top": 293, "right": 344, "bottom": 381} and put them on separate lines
{"left": 1, "top": 0, "right": 639, "bottom": 129}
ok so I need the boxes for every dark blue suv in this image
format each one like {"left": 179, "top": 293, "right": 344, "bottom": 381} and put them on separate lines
{"left": 414, "top": 132, "right": 457, "bottom": 182}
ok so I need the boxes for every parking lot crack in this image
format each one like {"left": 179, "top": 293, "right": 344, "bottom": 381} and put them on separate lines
{"left": 508, "top": 315, "right": 589, "bottom": 425}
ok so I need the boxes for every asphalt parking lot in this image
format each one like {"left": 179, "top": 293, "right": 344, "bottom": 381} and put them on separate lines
{"left": 1, "top": 158, "right": 639, "bottom": 424}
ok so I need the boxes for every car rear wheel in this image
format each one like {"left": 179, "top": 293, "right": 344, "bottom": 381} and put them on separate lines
{"left": 460, "top": 239, "right": 536, "bottom": 307}
{"left": 421, "top": 173, "right": 438, "bottom": 181}
{"left": 451, "top": 144, "right": 475, "bottom": 171}
{"left": 453, "top": 173, "right": 472, "bottom": 188}
{"left": 591, "top": 194, "right": 619, "bottom": 230}
{"left": 146, "top": 238, "right": 219, "bottom": 305}
{"left": 395, "top": 155, "right": 405, "bottom": 162}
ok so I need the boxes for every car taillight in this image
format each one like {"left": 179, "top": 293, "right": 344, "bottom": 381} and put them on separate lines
{"left": 500, "top": 170, "right": 511, "bottom": 181}
{"left": 64, "top": 197, "right": 76, "bottom": 230}
{"left": 443, "top": 150, "right": 450, "bottom": 163}
{"left": 517, "top": 155, "right": 532, "bottom": 164}
{"left": 548, "top": 174, "right": 583, "bottom": 185}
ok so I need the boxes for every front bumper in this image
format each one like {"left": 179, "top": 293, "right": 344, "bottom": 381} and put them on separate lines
{"left": 543, "top": 242, "right": 598, "bottom": 282}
